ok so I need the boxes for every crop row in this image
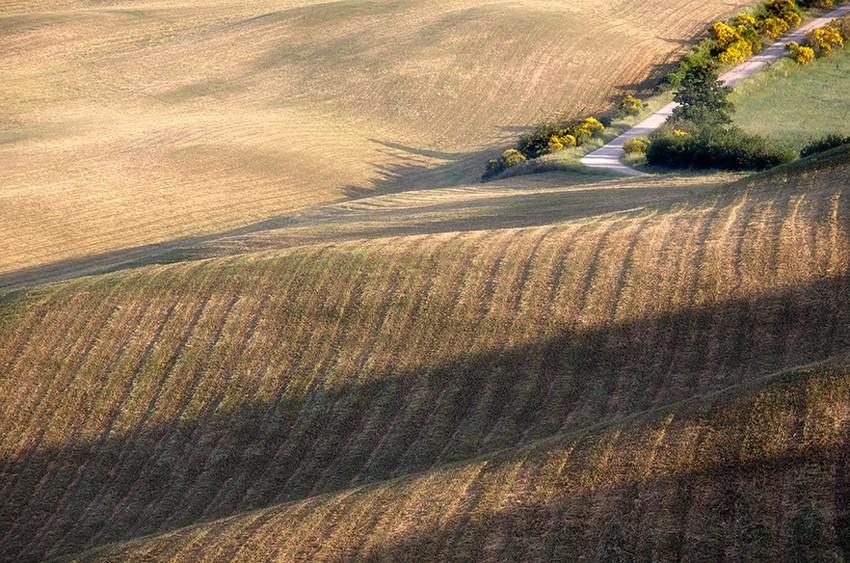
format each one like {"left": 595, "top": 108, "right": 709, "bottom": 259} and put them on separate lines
{"left": 77, "top": 358, "right": 850, "bottom": 562}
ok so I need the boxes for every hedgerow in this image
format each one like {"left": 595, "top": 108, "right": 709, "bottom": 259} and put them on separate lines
{"left": 800, "top": 134, "right": 850, "bottom": 157}
{"left": 646, "top": 126, "right": 795, "bottom": 170}
{"left": 483, "top": 116, "right": 606, "bottom": 181}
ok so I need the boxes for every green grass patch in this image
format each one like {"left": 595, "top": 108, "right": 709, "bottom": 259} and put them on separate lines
{"left": 731, "top": 47, "right": 850, "bottom": 153}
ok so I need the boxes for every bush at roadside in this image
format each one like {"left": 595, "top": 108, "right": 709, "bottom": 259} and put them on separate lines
{"left": 800, "top": 134, "right": 850, "bottom": 158}
{"left": 646, "top": 126, "right": 795, "bottom": 170}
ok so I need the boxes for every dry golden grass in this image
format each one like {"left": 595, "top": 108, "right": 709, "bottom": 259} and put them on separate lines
{"left": 72, "top": 358, "right": 850, "bottom": 562}
{"left": 0, "top": 0, "right": 754, "bottom": 278}
{"left": 1, "top": 149, "right": 849, "bottom": 560}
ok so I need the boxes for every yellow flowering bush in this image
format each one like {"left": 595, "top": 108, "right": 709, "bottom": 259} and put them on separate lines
{"left": 767, "top": 0, "right": 800, "bottom": 26}
{"left": 718, "top": 39, "right": 754, "bottom": 63}
{"left": 805, "top": 27, "right": 844, "bottom": 56}
{"left": 794, "top": 45, "right": 815, "bottom": 64}
{"left": 545, "top": 136, "right": 563, "bottom": 154}
{"left": 782, "top": 10, "right": 801, "bottom": 27}
{"left": 673, "top": 129, "right": 690, "bottom": 137}
{"left": 757, "top": 17, "right": 789, "bottom": 38}
{"left": 828, "top": 15, "right": 850, "bottom": 41}
{"left": 559, "top": 134, "right": 577, "bottom": 147}
{"left": 711, "top": 22, "right": 741, "bottom": 47}
{"left": 501, "top": 149, "right": 526, "bottom": 167}
{"left": 623, "top": 136, "right": 650, "bottom": 154}
{"left": 545, "top": 133, "right": 579, "bottom": 154}
{"left": 576, "top": 117, "right": 605, "bottom": 136}
{"left": 618, "top": 95, "right": 643, "bottom": 117}
{"left": 734, "top": 13, "right": 756, "bottom": 27}
{"left": 786, "top": 41, "right": 815, "bottom": 64}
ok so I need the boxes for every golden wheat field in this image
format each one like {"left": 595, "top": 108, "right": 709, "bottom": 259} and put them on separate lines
{"left": 0, "top": 0, "right": 754, "bottom": 281}
{"left": 1, "top": 146, "right": 850, "bottom": 560}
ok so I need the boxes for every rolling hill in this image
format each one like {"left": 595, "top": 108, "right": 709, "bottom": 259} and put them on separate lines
{"left": 1, "top": 146, "right": 849, "bottom": 561}
{"left": 0, "top": 0, "right": 753, "bottom": 281}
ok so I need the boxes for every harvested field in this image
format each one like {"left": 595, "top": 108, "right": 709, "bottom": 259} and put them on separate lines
{"left": 1, "top": 148, "right": 849, "bottom": 560}
{"left": 0, "top": 0, "right": 753, "bottom": 277}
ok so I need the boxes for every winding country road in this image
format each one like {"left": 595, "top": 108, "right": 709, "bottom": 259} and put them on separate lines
{"left": 581, "top": 4, "right": 850, "bottom": 175}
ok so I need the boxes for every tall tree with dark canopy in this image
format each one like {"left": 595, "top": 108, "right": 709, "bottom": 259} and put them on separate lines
{"left": 670, "top": 62, "right": 734, "bottom": 127}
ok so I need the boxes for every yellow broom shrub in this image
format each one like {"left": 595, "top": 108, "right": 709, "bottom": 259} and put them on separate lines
{"left": 734, "top": 13, "right": 757, "bottom": 27}
{"left": 718, "top": 39, "right": 754, "bottom": 63}
{"left": 618, "top": 95, "right": 643, "bottom": 117}
{"left": 758, "top": 17, "right": 789, "bottom": 39}
{"left": 560, "top": 134, "right": 577, "bottom": 147}
{"left": 501, "top": 149, "right": 526, "bottom": 167}
{"left": 578, "top": 117, "right": 605, "bottom": 136}
{"left": 711, "top": 22, "right": 741, "bottom": 47}
{"left": 623, "top": 136, "right": 650, "bottom": 154}
{"left": 794, "top": 45, "right": 816, "bottom": 64}
{"left": 546, "top": 136, "right": 564, "bottom": 153}
{"left": 786, "top": 41, "right": 815, "bottom": 64}
{"left": 805, "top": 27, "right": 844, "bottom": 56}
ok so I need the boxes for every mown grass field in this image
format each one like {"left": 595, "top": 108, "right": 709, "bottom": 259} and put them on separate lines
{"left": 1, "top": 146, "right": 849, "bottom": 561}
{"left": 0, "top": 0, "right": 754, "bottom": 279}
{"left": 732, "top": 46, "right": 850, "bottom": 152}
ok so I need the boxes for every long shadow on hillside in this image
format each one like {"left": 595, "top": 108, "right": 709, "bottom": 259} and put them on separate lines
{"left": 356, "top": 425, "right": 850, "bottom": 562}
{"left": 1, "top": 273, "right": 849, "bottom": 561}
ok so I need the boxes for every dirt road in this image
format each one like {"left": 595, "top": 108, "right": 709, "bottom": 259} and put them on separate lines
{"left": 581, "top": 4, "right": 850, "bottom": 175}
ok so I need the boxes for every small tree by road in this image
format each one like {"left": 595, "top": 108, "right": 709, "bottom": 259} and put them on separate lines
{"left": 670, "top": 63, "right": 734, "bottom": 127}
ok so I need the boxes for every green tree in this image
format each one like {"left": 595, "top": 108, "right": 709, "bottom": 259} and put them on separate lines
{"left": 670, "top": 63, "right": 734, "bottom": 127}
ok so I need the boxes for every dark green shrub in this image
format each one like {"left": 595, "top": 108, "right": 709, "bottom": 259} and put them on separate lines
{"left": 516, "top": 122, "right": 563, "bottom": 159}
{"left": 800, "top": 134, "right": 850, "bottom": 158}
{"left": 647, "top": 126, "right": 795, "bottom": 170}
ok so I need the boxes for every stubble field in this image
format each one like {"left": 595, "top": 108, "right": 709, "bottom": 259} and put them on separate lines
{"left": 1, "top": 0, "right": 753, "bottom": 280}
{"left": 1, "top": 147, "right": 849, "bottom": 560}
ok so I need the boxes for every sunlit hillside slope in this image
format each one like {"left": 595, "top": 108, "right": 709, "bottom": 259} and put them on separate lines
{"left": 74, "top": 358, "right": 850, "bottom": 562}
{"left": 0, "top": 0, "right": 752, "bottom": 278}
{"left": 1, "top": 148, "right": 849, "bottom": 561}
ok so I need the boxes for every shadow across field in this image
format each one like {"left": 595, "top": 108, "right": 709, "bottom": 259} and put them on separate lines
{"left": 356, "top": 429, "right": 850, "bottom": 562}
{"left": 1, "top": 273, "right": 849, "bottom": 561}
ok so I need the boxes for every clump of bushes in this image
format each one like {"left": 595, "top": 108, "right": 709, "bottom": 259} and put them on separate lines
{"left": 765, "top": 0, "right": 801, "bottom": 27}
{"left": 623, "top": 136, "right": 651, "bottom": 155}
{"left": 800, "top": 134, "right": 850, "bottom": 157}
{"left": 483, "top": 149, "right": 526, "bottom": 178}
{"left": 788, "top": 15, "right": 850, "bottom": 63}
{"left": 805, "top": 26, "right": 844, "bottom": 54}
{"left": 647, "top": 62, "right": 794, "bottom": 171}
{"left": 786, "top": 41, "right": 816, "bottom": 63}
{"left": 698, "top": 0, "right": 807, "bottom": 69}
{"left": 483, "top": 116, "right": 607, "bottom": 180}
{"left": 663, "top": 0, "right": 823, "bottom": 87}
{"left": 617, "top": 95, "right": 644, "bottom": 117}
{"left": 646, "top": 126, "right": 795, "bottom": 170}
{"left": 758, "top": 16, "right": 790, "bottom": 38}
